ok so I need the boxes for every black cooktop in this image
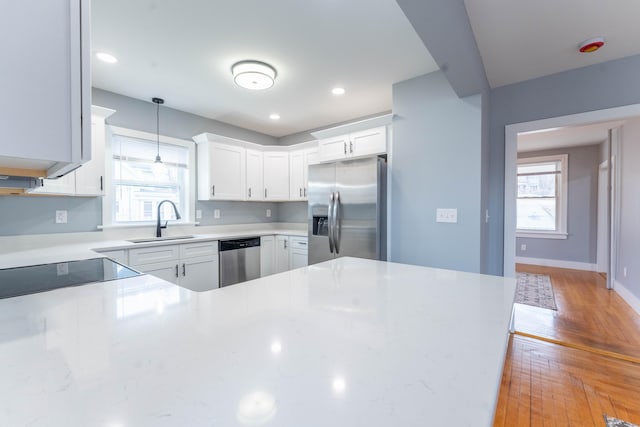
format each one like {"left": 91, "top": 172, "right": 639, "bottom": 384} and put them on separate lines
{"left": 0, "top": 258, "right": 141, "bottom": 299}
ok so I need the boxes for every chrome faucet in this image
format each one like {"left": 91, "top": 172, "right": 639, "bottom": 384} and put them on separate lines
{"left": 156, "top": 200, "right": 181, "bottom": 238}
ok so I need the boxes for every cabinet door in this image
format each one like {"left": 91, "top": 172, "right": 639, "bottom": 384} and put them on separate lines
{"left": 318, "top": 135, "right": 349, "bottom": 162}
{"left": 180, "top": 255, "right": 219, "bottom": 292}
{"left": 210, "top": 143, "right": 246, "bottom": 200}
{"left": 303, "top": 148, "right": 319, "bottom": 199}
{"left": 274, "top": 235, "right": 290, "bottom": 274}
{"left": 245, "top": 149, "right": 264, "bottom": 201}
{"left": 290, "top": 249, "right": 308, "bottom": 270}
{"left": 75, "top": 113, "right": 107, "bottom": 196}
{"left": 260, "top": 235, "right": 275, "bottom": 277}
{"left": 28, "top": 173, "right": 76, "bottom": 195}
{"left": 350, "top": 126, "right": 387, "bottom": 158}
{"left": 289, "top": 150, "right": 305, "bottom": 200}
{"left": 0, "top": 0, "right": 90, "bottom": 170}
{"left": 263, "top": 152, "right": 289, "bottom": 200}
{"left": 132, "top": 260, "right": 179, "bottom": 285}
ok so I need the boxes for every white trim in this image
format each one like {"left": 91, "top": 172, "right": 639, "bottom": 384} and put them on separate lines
{"left": 516, "top": 231, "right": 568, "bottom": 239}
{"left": 613, "top": 279, "right": 640, "bottom": 315}
{"left": 103, "top": 126, "right": 197, "bottom": 226}
{"left": 504, "top": 103, "right": 640, "bottom": 278}
{"left": 310, "top": 113, "right": 394, "bottom": 139}
{"left": 515, "top": 256, "right": 596, "bottom": 271}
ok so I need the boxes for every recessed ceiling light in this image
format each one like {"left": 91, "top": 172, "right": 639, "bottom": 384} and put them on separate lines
{"left": 96, "top": 52, "right": 118, "bottom": 64}
{"left": 332, "top": 87, "right": 346, "bottom": 96}
{"left": 232, "top": 60, "right": 277, "bottom": 90}
{"left": 269, "top": 113, "right": 280, "bottom": 120}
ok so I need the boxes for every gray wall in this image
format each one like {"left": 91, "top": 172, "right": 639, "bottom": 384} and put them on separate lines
{"left": 196, "top": 201, "right": 278, "bottom": 226}
{"left": 93, "top": 88, "right": 278, "bottom": 145}
{"left": 390, "top": 71, "right": 482, "bottom": 272}
{"left": 0, "top": 197, "right": 101, "bottom": 235}
{"left": 617, "top": 118, "right": 640, "bottom": 299}
{"left": 516, "top": 145, "right": 600, "bottom": 264}
{"left": 277, "top": 202, "right": 308, "bottom": 223}
{"left": 488, "top": 54, "right": 640, "bottom": 275}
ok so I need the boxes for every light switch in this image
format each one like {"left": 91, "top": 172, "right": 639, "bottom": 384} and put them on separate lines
{"left": 436, "top": 208, "right": 457, "bottom": 223}
{"left": 196, "top": 209, "right": 202, "bottom": 219}
{"left": 55, "top": 210, "right": 68, "bottom": 224}
{"left": 266, "top": 209, "right": 271, "bottom": 218}
{"left": 214, "top": 209, "right": 221, "bottom": 219}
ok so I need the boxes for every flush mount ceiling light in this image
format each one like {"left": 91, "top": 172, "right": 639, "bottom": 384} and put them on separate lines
{"left": 332, "top": 87, "right": 345, "bottom": 96}
{"left": 96, "top": 52, "right": 118, "bottom": 63}
{"left": 232, "top": 60, "right": 277, "bottom": 90}
{"left": 579, "top": 37, "right": 605, "bottom": 53}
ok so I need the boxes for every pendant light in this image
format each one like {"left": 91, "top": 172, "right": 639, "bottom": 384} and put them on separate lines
{"left": 152, "top": 97, "right": 164, "bottom": 163}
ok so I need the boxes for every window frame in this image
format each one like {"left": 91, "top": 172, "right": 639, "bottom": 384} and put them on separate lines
{"left": 516, "top": 154, "right": 568, "bottom": 240}
{"left": 102, "top": 126, "right": 196, "bottom": 228}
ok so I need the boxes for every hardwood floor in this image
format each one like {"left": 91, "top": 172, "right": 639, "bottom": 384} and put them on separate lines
{"left": 513, "top": 264, "right": 640, "bottom": 361}
{"left": 493, "top": 265, "right": 640, "bottom": 426}
{"left": 494, "top": 335, "right": 640, "bottom": 426}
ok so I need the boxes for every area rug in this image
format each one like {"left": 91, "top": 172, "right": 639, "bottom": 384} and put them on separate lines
{"left": 604, "top": 415, "right": 640, "bottom": 427}
{"left": 515, "top": 273, "right": 557, "bottom": 310}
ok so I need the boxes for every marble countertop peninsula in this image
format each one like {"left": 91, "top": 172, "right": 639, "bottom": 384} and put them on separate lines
{"left": 0, "top": 257, "right": 516, "bottom": 426}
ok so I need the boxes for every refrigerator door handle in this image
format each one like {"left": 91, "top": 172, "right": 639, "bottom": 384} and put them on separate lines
{"left": 333, "top": 191, "right": 341, "bottom": 254}
{"left": 328, "top": 192, "right": 335, "bottom": 253}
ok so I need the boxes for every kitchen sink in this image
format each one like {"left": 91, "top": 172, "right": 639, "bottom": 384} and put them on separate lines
{"left": 127, "top": 235, "right": 196, "bottom": 244}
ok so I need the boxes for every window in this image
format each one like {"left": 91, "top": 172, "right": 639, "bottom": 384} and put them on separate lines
{"left": 104, "top": 127, "right": 195, "bottom": 226}
{"left": 516, "top": 154, "right": 568, "bottom": 239}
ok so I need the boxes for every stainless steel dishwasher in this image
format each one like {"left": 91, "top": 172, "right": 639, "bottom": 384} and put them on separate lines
{"left": 219, "top": 237, "right": 261, "bottom": 287}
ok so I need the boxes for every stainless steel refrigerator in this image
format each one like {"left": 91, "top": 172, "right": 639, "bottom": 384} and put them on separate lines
{"left": 308, "top": 156, "right": 387, "bottom": 265}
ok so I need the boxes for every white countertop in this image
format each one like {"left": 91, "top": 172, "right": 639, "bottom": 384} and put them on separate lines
{"left": 0, "top": 257, "right": 516, "bottom": 426}
{"left": 0, "top": 227, "right": 306, "bottom": 269}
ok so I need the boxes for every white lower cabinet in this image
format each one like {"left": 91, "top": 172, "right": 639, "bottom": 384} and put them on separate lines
{"left": 129, "top": 241, "right": 219, "bottom": 291}
{"left": 274, "top": 235, "right": 290, "bottom": 274}
{"left": 289, "top": 237, "right": 308, "bottom": 269}
{"left": 260, "top": 235, "right": 275, "bottom": 277}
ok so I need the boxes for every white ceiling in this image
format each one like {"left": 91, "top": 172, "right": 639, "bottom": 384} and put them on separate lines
{"left": 517, "top": 120, "right": 623, "bottom": 153}
{"left": 91, "top": 0, "right": 438, "bottom": 138}
{"left": 464, "top": 0, "right": 640, "bottom": 88}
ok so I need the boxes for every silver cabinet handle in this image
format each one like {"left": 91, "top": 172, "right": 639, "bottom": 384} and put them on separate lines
{"left": 328, "top": 192, "right": 335, "bottom": 253}
{"left": 182, "top": 263, "right": 186, "bottom": 276}
{"left": 303, "top": 188, "right": 307, "bottom": 197}
{"left": 175, "top": 264, "right": 179, "bottom": 278}
{"left": 212, "top": 185, "right": 215, "bottom": 196}
{"left": 265, "top": 188, "right": 268, "bottom": 198}
{"left": 349, "top": 141, "right": 353, "bottom": 154}
{"left": 299, "top": 188, "right": 302, "bottom": 197}
{"left": 343, "top": 142, "right": 347, "bottom": 154}
{"left": 100, "top": 176, "right": 103, "bottom": 191}
{"left": 299, "top": 241, "right": 307, "bottom": 246}
{"left": 284, "top": 239, "right": 288, "bottom": 249}
{"left": 248, "top": 187, "right": 252, "bottom": 198}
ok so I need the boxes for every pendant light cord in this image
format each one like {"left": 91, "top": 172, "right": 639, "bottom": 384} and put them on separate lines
{"left": 152, "top": 97, "right": 164, "bottom": 163}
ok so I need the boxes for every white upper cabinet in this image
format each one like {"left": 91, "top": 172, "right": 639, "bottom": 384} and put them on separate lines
{"left": 197, "top": 141, "right": 246, "bottom": 201}
{"left": 29, "top": 106, "right": 114, "bottom": 196}
{"left": 289, "top": 147, "right": 318, "bottom": 201}
{"left": 318, "top": 126, "right": 387, "bottom": 162}
{"left": 245, "top": 149, "right": 264, "bottom": 201}
{"left": 0, "top": 0, "right": 91, "bottom": 178}
{"left": 263, "top": 151, "right": 289, "bottom": 200}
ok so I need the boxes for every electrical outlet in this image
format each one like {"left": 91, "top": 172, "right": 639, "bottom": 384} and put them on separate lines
{"left": 214, "top": 209, "right": 220, "bottom": 219}
{"left": 55, "top": 210, "right": 68, "bottom": 224}
{"left": 436, "top": 208, "right": 457, "bottom": 223}
{"left": 520, "top": 244, "right": 527, "bottom": 251}
{"left": 266, "top": 209, "right": 271, "bottom": 218}
{"left": 624, "top": 267, "right": 627, "bottom": 277}
{"left": 196, "top": 209, "right": 202, "bottom": 219}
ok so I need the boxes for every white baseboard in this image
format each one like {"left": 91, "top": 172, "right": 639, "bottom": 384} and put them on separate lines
{"left": 613, "top": 280, "right": 640, "bottom": 315}
{"left": 515, "top": 256, "right": 597, "bottom": 272}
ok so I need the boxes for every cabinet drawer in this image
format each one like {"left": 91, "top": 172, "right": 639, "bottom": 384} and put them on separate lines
{"left": 180, "top": 241, "right": 218, "bottom": 259}
{"left": 290, "top": 237, "right": 308, "bottom": 251}
{"left": 129, "top": 245, "right": 180, "bottom": 265}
